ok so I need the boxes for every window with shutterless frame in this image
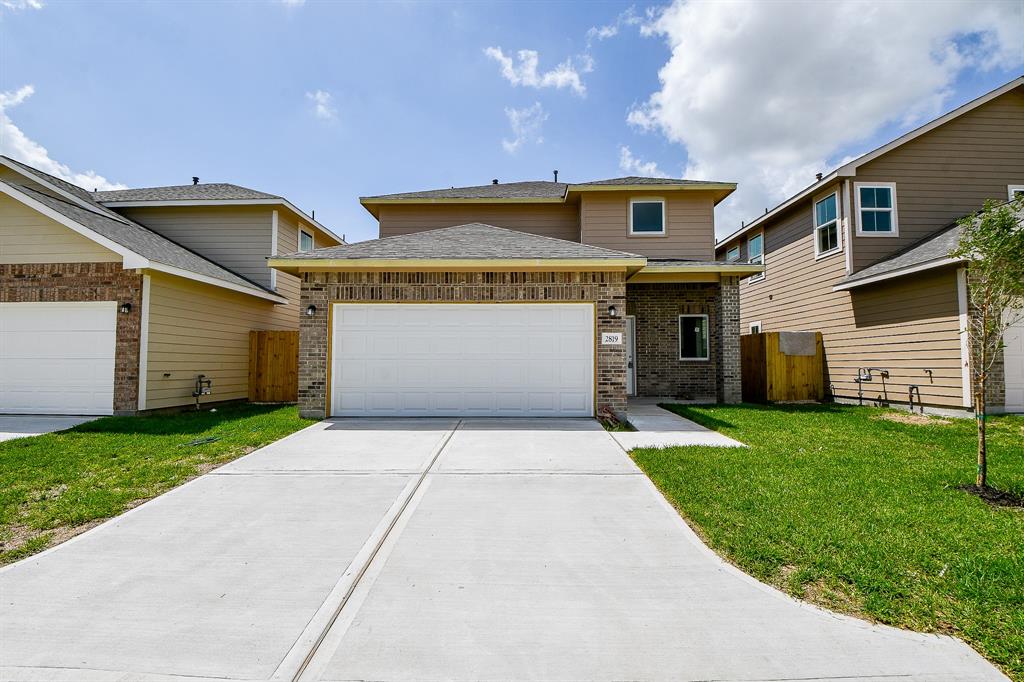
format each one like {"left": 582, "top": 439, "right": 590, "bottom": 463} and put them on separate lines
{"left": 299, "top": 229, "right": 314, "bottom": 252}
{"left": 678, "top": 314, "right": 709, "bottom": 361}
{"left": 813, "top": 191, "right": 841, "bottom": 257}
{"left": 855, "top": 183, "right": 898, "bottom": 236}
{"left": 746, "top": 232, "right": 764, "bottom": 281}
{"left": 726, "top": 245, "right": 740, "bottom": 262}
{"left": 629, "top": 198, "right": 665, "bottom": 235}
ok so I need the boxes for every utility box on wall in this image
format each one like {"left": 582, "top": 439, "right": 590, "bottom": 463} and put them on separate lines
{"left": 740, "top": 331, "right": 824, "bottom": 403}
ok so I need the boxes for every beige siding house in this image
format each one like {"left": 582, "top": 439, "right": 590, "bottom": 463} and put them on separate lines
{"left": 0, "top": 156, "right": 343, "bottom": 416}
{"left": 716, "top": 76, "right": 1024, "bottom": 414}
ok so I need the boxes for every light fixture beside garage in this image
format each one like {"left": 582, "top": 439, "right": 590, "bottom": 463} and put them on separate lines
{"left": 608, "top": 305, "right": 618, "bottom": 318}
{"left": 119, "top": 302, "right": 132, "bottom": 314}
{"left": 305, "top": 304, "right": 317, "bottom": 317}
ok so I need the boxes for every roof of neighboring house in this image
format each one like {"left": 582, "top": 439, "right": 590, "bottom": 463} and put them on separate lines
{"left": 93, "top": 183, "right": 280, "bottom": 202}
{"left": 0, "top": 179, "right": 285, "bottom": 302}
{"left": 717, "top": 75, "right": 1024, "bottom": 248}
{"left": 274, "top": 223, "right": 645, "bottom": 261}
{"left": 833, "top": 224, "right": 964, "bottom": 290}
{"left": 361, "top": 181, "right": 568, "bottom": 202}
{"left": 576, "top": 176, "right": 731, "bottom": 187}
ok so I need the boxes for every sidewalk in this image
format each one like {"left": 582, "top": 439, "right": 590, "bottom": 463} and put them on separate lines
{"left": 611, "top": 399, "right": 746, "bottom": 449}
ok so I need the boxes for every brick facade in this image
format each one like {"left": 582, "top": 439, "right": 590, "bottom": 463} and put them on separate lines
{"left": 1, "top": 262, "right": 143, "bottom": 414}
{"left": 625, "top": 279, "right": 741, "bottom": 403}
{"left": 298, "top": 270, "right": 626, "bottom": 419}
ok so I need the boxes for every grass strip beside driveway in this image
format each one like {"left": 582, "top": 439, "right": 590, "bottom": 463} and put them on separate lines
{"left": 0, "top": 404, "right": 313, "bottom": 565}
{"left": 631, "top": 403, "right": 1024, "bottom": 680}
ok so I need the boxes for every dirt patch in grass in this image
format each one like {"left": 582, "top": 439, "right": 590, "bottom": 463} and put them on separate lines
{"left": 959, "top": 484, "right": 1024, "bottom": 509}
{"left": 875, "top": 412, "right": 952, "bottom": 426}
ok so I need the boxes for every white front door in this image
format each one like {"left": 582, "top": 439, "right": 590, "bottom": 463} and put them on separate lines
{"left": 0, "top": 302, "right": 117, "bottom": 415}
{"left": 331, "top": 303, "right": 595, "bottom": 417}
{"left": 1004, "top": 308, "right": 1024, "bottom": 412}
{"left": 625, "top": 316, "right": 636, "bottom": 396}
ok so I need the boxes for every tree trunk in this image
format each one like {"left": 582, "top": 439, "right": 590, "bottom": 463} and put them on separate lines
{"left": 976, "top": 391, "right": 987, "bottom": 488}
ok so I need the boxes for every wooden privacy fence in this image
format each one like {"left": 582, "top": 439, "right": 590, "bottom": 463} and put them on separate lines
{"left": 248, "top": 330, "right": 299, "bottom": 403}
{"left": 740, "top": 331, "right": 824, "bottom": 403}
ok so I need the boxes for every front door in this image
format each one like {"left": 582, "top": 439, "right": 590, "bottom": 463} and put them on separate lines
{"left": 625, "top": 316, "right": 636, "bottom": 396}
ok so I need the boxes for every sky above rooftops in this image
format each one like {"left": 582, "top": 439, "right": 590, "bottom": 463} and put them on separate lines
{"left": 1, "top": 0, "right": 1021, "bottom": 243}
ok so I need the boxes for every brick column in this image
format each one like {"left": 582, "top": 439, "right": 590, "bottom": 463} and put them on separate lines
{"left": 596, "top": 277, "right": 628, "bottom": 418}
{"left": 298, "top": 276, "right": 329, "bottom": 419}
{"left": 716, "top": 275, "right": 742, "bottom": 404}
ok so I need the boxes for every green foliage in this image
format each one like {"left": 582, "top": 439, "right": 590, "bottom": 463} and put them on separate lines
{"left": 633, "top": 403, "right": 1024, "bottom": 679}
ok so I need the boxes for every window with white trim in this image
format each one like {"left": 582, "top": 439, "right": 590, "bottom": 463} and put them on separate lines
{"left": 1009, "top": 185, "right": 1024, "bottom": 201}
{"left": 747, "top": 232, "right": 764, "bottom": 281}
{"left": 748, "top": 321, "right": 762, "bottom": 334}
{"left": 726, "top": 245, "right": 740, "bottom": 262}
{"left": 678, "top": 314, "right": 709, "bottom": 360}
{"left": 855, "top": 183, "right": 898, "bottom": 235}
{"left": 629, "top": 199, "right": 665, "bottom": 235}
{"left": 299, "top": 229, "right": 314, "bottom": 252}
{"left": 813, "top": 192, "right": 841, "bottom": 257}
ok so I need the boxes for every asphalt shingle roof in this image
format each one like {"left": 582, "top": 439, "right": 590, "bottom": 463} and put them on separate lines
{"left": 5, "top": 180, "right": 275, "bottom": 296}
{"left": 838, "top": 225, "right": 964, "bottom": 286}
{"left": 277, "top": 223, "right": 645, "bottom": 260}
{"left": 1, "top": 155, "right": 132, "bottom": 223}
{"left": 93, "top": 183, "right": 280, "bottom": 202}
{"left": 577, "top": 176, "right": 732, "bottom": 187}
{"left": 646, "top": 258, "right": 759, "bottom": 268}
{"left": 361, "top": 181, "right": 568, "bottom": 201}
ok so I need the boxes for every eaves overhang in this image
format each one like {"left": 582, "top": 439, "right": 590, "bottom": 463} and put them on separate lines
{"left": 268, "top": 256, "right": 647, "bottom": 276}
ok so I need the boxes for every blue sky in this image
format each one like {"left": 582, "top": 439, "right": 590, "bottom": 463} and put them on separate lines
{"left": 1, "top": 0, "right": 1021, "bottom": 243}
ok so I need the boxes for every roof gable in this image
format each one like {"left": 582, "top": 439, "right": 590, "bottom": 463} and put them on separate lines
{"left": 93, "top": 183, "right": 280, "bottom": 202}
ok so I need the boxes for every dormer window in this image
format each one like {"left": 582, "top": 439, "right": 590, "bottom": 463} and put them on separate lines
{"left": 299, "top": 229, "right": 314, "bottom": 252}
{"left": 629, "top": 199, "right": 665, "bottom": 235}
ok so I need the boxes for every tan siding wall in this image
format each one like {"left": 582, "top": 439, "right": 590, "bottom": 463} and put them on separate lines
{"left": 272, "top": 211, "right": 303, "bottom": 329}
{"left": 580, "top": 191, "right": 716, "bottom": 259}
{"left": 852, "top": 88, "right": 1024, "bottom": 269}
{"left": 143, "top": 273, "right": 293, "bottom": 410}
{"left": 738, "top": 203, "right": 964, "bottom": 408}
{"left": 0, "top": 193, "right": 120, "bottom": 263}
{"left": 119, "top": 205, "right": 274, "bottom": 287}
{"left": 376, "top": 203, "right": 580, "bottom": 241}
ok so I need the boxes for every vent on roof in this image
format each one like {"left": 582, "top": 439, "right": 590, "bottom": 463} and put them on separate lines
{"left": 815, "top": 172, "right": 823, "bottom": 181}
{"left": 192, "top": 176, "right": 199, "bottom": 185}
{"left": 553, "top": 170, "right": 558, "bottom": 182}
{"left": 492, "top": 179, "right": 499, "bottom": 184}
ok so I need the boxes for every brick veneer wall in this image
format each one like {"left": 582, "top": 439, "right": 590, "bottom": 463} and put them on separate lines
{"left": 298, "top": 270, "right": 626, "bottom": 419}
{"left": 626, "top": 279, "right": 741, "bottom": 403}
{"left": 1, "top": 262, "right": 143, "bottom": 414}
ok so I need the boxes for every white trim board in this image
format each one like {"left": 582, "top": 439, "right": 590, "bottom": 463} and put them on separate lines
{"left": 957, "top": 267, "right": 972, "bottom": 408}
{"left": 138, "top": 274, "right": 151, "bottom": 411}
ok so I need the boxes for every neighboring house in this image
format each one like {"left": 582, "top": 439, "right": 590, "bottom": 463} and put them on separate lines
{"left": 716, "top": 76, "right": 1024, "bottom": 414}
{"left": 0, "top": 156, "right": 343, "bottom": 416}
{"left": 270, "top": 177, "right": 762, "bottom": 419}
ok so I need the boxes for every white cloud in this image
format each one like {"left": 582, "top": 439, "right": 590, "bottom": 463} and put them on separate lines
{"left": 502, "top": 102, "right": 548, "bottom": 154}
{"left": 630, "top": 0, "right": 1024, "bottom": 238}
{"left": 0, "top": 85, "right": 126, "bottom": 191}
{"left": 305, "top": 90, "right": 336, "bottom": 121}
{"left": 1, "top": 0, "right": 44, "bottom": 10}
{"left": 619, "top": 146, "right": 667, "bottom": 178}
{"left": 587, "top": 6, "right": 641, "bottom": 45}
{"left": 278, "top": 0, "right": 304, "bottom": 6}
{"left": 484, "top": 47, "right": 587, "bottom": 96}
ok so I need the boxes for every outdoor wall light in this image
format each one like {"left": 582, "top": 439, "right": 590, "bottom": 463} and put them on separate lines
{"left": 608, "top": 305, "right": 618, "bottom": 318}
{"left": 305, "top": 304, "right": 317, "bottom": 317}
{"left": 119, "top": 302, "right": 132, "bottom": 314}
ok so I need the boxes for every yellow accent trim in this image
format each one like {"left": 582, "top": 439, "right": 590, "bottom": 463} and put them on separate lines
{"left": 269, "top": 257, "right": 645, "bottom": 274}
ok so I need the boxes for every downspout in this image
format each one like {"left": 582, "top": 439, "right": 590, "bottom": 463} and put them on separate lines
{"left": 842, "top": 179, "right": 854, "bottom": 275}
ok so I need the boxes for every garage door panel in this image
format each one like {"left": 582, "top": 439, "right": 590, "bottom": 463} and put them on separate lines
{"left": 0, "top": 302, "right": 116, "bottom": 415}
{"left": 332, "top": 303, "right": 594, "bottom": 417}
{"left": 1005, "top": 309, "right": 1023, "bottom": 412}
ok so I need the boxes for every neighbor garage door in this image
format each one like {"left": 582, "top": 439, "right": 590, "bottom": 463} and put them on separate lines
{"left": 331, "top": 303, "right": 594, "bottom": 417}
{"left": 1004, "top": 308, "right": 1024, "bottom": 413}
{"left": 0, "top": 302, "right": 117, "bottom": 415}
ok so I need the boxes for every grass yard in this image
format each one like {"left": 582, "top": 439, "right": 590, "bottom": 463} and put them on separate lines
{"left": 631, "top": 403, "right": 1024, "bottom": 679}
{"left": 0, "top": 404, "right": 313, "bottom": 565}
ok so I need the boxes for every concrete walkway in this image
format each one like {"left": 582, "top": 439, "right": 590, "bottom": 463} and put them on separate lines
{"left": 0, "top": 418, "right": 1004, "bottom": 681}
{"left": 0, "top": 415, "right": 97, "bottom": 442}
{"left": 612, "top": 398, "right": 746, "bottom": 449}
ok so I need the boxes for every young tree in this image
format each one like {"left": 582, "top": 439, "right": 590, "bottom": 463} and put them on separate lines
{"left": 950, "top": 197, "right": 1024, "bottom": 489}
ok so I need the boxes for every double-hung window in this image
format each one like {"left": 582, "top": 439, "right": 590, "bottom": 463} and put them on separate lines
{"left": 629, "top": 199, "right": 665, "bottom": 235}
{"left": 813, "top": 192, "right": 841, "bottom": 257}
{"left": 855, "top": 183, "right": 898, "bottom": 235}
{"left": 747, "top": 232, "right": 764, "bottom": 282}
{"left": 678, "top": 314, "right": 709, "bottom": 361}
{"left": 725, "top": 245, "right": 740, "bottom": 262}
{"left": 299, "top": 229, "right": 315, "bottom": 252}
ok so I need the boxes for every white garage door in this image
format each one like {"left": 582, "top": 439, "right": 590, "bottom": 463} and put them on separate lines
{"left": 0, "top": 302, "right": 117, "bottom": 415}
{"left": 331, "top": 303, "right": 594, "bottom": 417}
{"left": 1004, "top": 308, "right": 1024, "bottom": 413}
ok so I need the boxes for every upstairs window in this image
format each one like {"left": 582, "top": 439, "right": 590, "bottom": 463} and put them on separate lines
{"left": 747, "top": 232, "right": 764, "bottom": 282}
{"left": 726, "top": 245, "right": 740, "bottom": 262}
{"left": 629, "top": 199, "right": 665, "bottom": 235}
{"left": 814, "top": 192, "right": 841, "bottom": 257}
{"left": 678, "top": 314, "right": 709, "bottom": 361}
{"left": 299, "top": 229, "right": 314, "bottom": 252}
{"left": 1009, "top": 185, "right": 1024, "bottom": 201}
{"left": 856, "top": 183, "right": 898, "bottom": 235}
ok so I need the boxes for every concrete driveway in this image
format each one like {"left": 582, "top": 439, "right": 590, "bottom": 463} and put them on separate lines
{"left": 0, "top": 418, "right": 1005, "bottom": 681}
{"left": 0, "top": 415, "right": 96, "bottom": 442}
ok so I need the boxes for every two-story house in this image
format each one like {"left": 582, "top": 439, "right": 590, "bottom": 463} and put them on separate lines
{"left": 715, "top": 76, "right": 1024, "bottom": 414}
{"left": 0, "top": 155, "right": 343, "bottom": 416}
{"left": 270, "top": 177, "right": 762, "bottom": 419}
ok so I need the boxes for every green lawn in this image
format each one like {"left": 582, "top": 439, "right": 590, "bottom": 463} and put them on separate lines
{"left": 0, "top": 404, "right": 313, "bottom": 565}
{"left": 630, "top": 403, "right": 1024, "bottom": 680}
